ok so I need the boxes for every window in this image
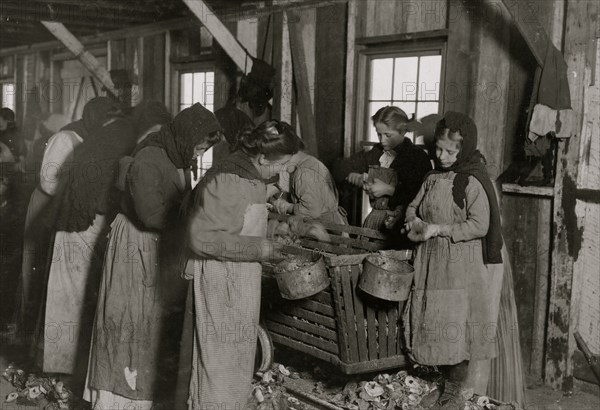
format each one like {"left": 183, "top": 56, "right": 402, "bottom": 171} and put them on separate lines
{"left": 365, "top": 50, "right": 443, "bottom": 143}
{"left": 356, "top": 41, "right": 446, "bottom": 223}
{"left": 179, "top": 70, "right": 215, "bottom": 187}
{"left": 1, "top": 83, "right": 15, "bottom": 112}
{"left": 180, "top": 71, "right": 214, "bottom": 112}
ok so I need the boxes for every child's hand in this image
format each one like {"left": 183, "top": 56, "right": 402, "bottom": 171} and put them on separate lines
{"left": 384, "top": 209, "right": 401, "bottom": 230}
{"left": 266, "top": 183, "right": 281, "bottom": 199}
{"left": 365, "top": 178, "right": 394, "bottom": 198}
{"left": 272, "top": 198, "right": 293, "bottom": 215}
{"left": 346, "top": 172, "right": 364, "bottom": 187}
{"left": 402, "top": 217, "right": 423, "bottom": 234}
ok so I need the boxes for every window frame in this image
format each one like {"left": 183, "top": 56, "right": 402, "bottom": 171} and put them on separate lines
{"left": 171, "top": 60, "right": 215, "bottom": 115}
{"left": 0, "top": 81, "right": 16, "bottom": 114}
{"left": 352, "top": 39, "right": 447, "bottom": 223}
{"left": 354, "top": 39, "right": 447, "bottom": 150}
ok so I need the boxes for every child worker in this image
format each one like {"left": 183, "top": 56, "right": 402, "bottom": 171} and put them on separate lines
{"left": 332, "top": 106, "right": 431, "bottom": 247}
{"left": 184, "top": 120, "right": 301, "bottom": 408}
{"left": 403, "top": 111, "right": 524, "bottom": 408}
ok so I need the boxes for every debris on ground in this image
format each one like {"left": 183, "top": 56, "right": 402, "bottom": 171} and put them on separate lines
{"left": 3, "top": 364, "right": 74, "bottom": 409}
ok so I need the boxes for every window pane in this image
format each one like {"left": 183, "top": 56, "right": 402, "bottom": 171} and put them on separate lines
{"left": 392, "top": 101, "right": 416, "bottom": 119}
{"left": 393, "top": 57, "right": 418, "bottom": 101}
{"left": 205, "top": 72, "right": 214, "bottom": 85}
{"left": 418, "top": 55, "right": 442, "bottom": 101}
{"left": 368, "top": 101, "right": 389, "bottom": 142}
{"left": 193, "top": 72, "right": 204, "bottom": 104}
{"left": 369, "top": 58, "right": 393, "bottom": 100}
{"left": 205, "top": 79, "right": 214, "bottom": 106}
{"left": 416, "top": 102, "right": 439, "bottom": 118}
{"left": 2, "top": 83, "right": 16, "bottom": 112}
{"left": 180, "top": 73, "right": 193, "bottom": 105}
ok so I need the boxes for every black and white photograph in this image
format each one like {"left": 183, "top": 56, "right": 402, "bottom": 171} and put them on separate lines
{"left": 0, "top": 1, "right": 598, "bottom": 409}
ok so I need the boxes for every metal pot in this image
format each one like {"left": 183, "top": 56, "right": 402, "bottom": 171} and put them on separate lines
{"left": 359, "top": 254, "right": 414, "bottom": 301}
{"left": 274, "top": 255, "right": 329, "bottom": 300}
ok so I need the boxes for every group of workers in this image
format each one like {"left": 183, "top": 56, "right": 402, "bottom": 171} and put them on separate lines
{"left": 0, "top": 96, "right": 522, "bottom": 409}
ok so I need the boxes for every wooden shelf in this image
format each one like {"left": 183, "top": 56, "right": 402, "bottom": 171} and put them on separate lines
{"left": 501, "top": 183, "right": 554, "bottom": 197}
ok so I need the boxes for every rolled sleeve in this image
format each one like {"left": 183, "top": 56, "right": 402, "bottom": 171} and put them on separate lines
{"left": 39, "top": 131, "right": 81, "bottom": 196}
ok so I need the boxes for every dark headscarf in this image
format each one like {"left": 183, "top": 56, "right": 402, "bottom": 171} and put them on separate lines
{"left": 50, "top": 103, "right": 138, "bottom": 232}
{"left": 133, "top": 103, "right": 221, "bottom": 169}
{"left": 60, "top": 97, "right": 118, "bottom": 140}
{"left": 214, "top": 106, "right": 254, "bottom": 146}
{"left": 131, "top": 100, "right": 172, "bottom": 137}
{"left": 429, "top": 111, "right": 503, "bottom": 264}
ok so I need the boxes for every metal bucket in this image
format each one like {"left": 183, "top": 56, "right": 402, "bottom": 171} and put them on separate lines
{"left": 358, "top": 254, "right": 414, "bottom": 301}
{"left": 274, "top": 255, "right": 330, "bottom": 300}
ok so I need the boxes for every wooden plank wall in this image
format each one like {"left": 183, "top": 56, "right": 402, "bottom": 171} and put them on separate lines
{"left": 498, "top": 0, "right": 561, "bottom": 383}
{"left": 356, "top": 0, "right": 447, "bottom": 37}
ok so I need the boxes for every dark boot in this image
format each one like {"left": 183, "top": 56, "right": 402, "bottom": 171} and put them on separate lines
{"left": 437, "top": 361, "right": 469, "bottom": 410}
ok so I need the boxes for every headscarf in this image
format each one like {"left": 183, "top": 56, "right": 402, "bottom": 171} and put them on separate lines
{"left": 214, "top": 106, "right": 254, "bottom": 146}
{"left": 429, "top": 111, "right": 503, "bottom": 264}
{"left": 60, "top": 97, "right": 117, "bottom": 140}
{"left": 133, "top": 103, "right": 222, "bottom": 169}
{"left": 50, "top": 101, "right": 138, "bottom": 232}
{"left": 131, "top": 100, "right": 171, "bottom": 137}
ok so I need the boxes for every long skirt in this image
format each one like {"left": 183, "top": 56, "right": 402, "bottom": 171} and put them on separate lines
{"left": 189, "top": 259, "right": 262, "bottom": 410}
{"left": 85, "top": 213, "right": 163, "bottom": 405}
{"left": 16, "top": 187, "right": 52, "bottom": 342}
{"left": 42, "top": 214, "right": 108, "bottom": 375}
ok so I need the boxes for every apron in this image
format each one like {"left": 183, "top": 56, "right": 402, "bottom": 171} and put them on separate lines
{"left": 189, "top": 203, "right": 268, "bottom": 409}
{"left": 43, "top": 214, "right": 108, "bottom": 375}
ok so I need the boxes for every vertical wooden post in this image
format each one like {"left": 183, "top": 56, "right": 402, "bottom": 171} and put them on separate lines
{"left": 545, "top": 0, "right": 597, "bottom": 391}
{"left": 286, "top": 9, "right": 318, "bottom": 157}
{"left": 279, "top": 12, "right": 293, "bottom": 124}
{"left": 164, "top": 31, "right": 172, "bottom": 111}
{"left": 343, "top": 0, "right": 357, "bottom": 158}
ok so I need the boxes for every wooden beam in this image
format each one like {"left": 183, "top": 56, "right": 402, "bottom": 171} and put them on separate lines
{"left": 41, "top": 21, "right": 116, "bottom": 97}
{"left": 182, "top": 0, "right": 253, "bottom": 73}
{"left": 0, "top": 2, "right": 345, "bottom": 56}
{"left": 343, "top": 0, "right": 357, "bottom": 158}
{"left": 1, "top": 3, "right": 155, "bottom": 24}
{"left": 286, "top": 9, "right": 318, "bottom": 157}
{"left": 355, "top": 29, "right": 449, "bottom": 46}
{"left": 545, "top": 0, "right": 597, "bottom": 391}
{"left": 500, "top": 0, "right": 550, "bottom": 67}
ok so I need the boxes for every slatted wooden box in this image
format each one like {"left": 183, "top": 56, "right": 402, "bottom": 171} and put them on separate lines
{"left": 262, "top": 214, "right": 413, "bottom": 374}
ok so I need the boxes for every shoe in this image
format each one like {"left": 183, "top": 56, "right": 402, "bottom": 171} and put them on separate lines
{"left": 437, "top": 380, "right": 466, "bottom": 410}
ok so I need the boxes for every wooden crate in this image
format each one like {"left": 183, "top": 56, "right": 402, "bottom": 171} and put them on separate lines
{"left": 262, "top": 214, "right": 413, "bottom": 374}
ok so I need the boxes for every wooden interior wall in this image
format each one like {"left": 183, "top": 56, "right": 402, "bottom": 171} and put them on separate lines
{"left": 141, "top": 33, "right": 166, "bottom": 102}
{"left": 315, "top": 3, "right": 346, "bottom": 167}
{"left": 499, "top": 0, "right": 569, "bottom": 383}
{"left": 356, "top": 0, "right": 447, "bottom": 37}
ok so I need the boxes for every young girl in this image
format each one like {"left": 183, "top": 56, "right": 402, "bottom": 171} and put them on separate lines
{"left": 332, "top": 106, "right": 431, "bottom": 245}
{"left": 185, "top": 121, "right": 299, "bottom": 408}
{"left": 266, "top": 120, "right": 347, "bottom": 225}
{"left": 85, "top": 103, "right": 219, "bottom": 410}
{"left": 403, "top": 112, "right": 506, "bottom": 406}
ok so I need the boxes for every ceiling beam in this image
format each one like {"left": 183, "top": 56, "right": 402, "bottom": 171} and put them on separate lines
{"left": 499, "top": 0, "right": 550, "bottom": 67}
{"left": 0, "top": 3, "right": 157, "bottom": 24}
{"left": 182, "top": 0, "right": 253, "bottom": 72}
{"left": 41, "top": 21, "right": 116, "bottom": 96}
{"left": 2, "top": 0, "right": 161, "bottom": 18}
{"left": 27, "top": 0, "right": 166, "bottom": 15}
